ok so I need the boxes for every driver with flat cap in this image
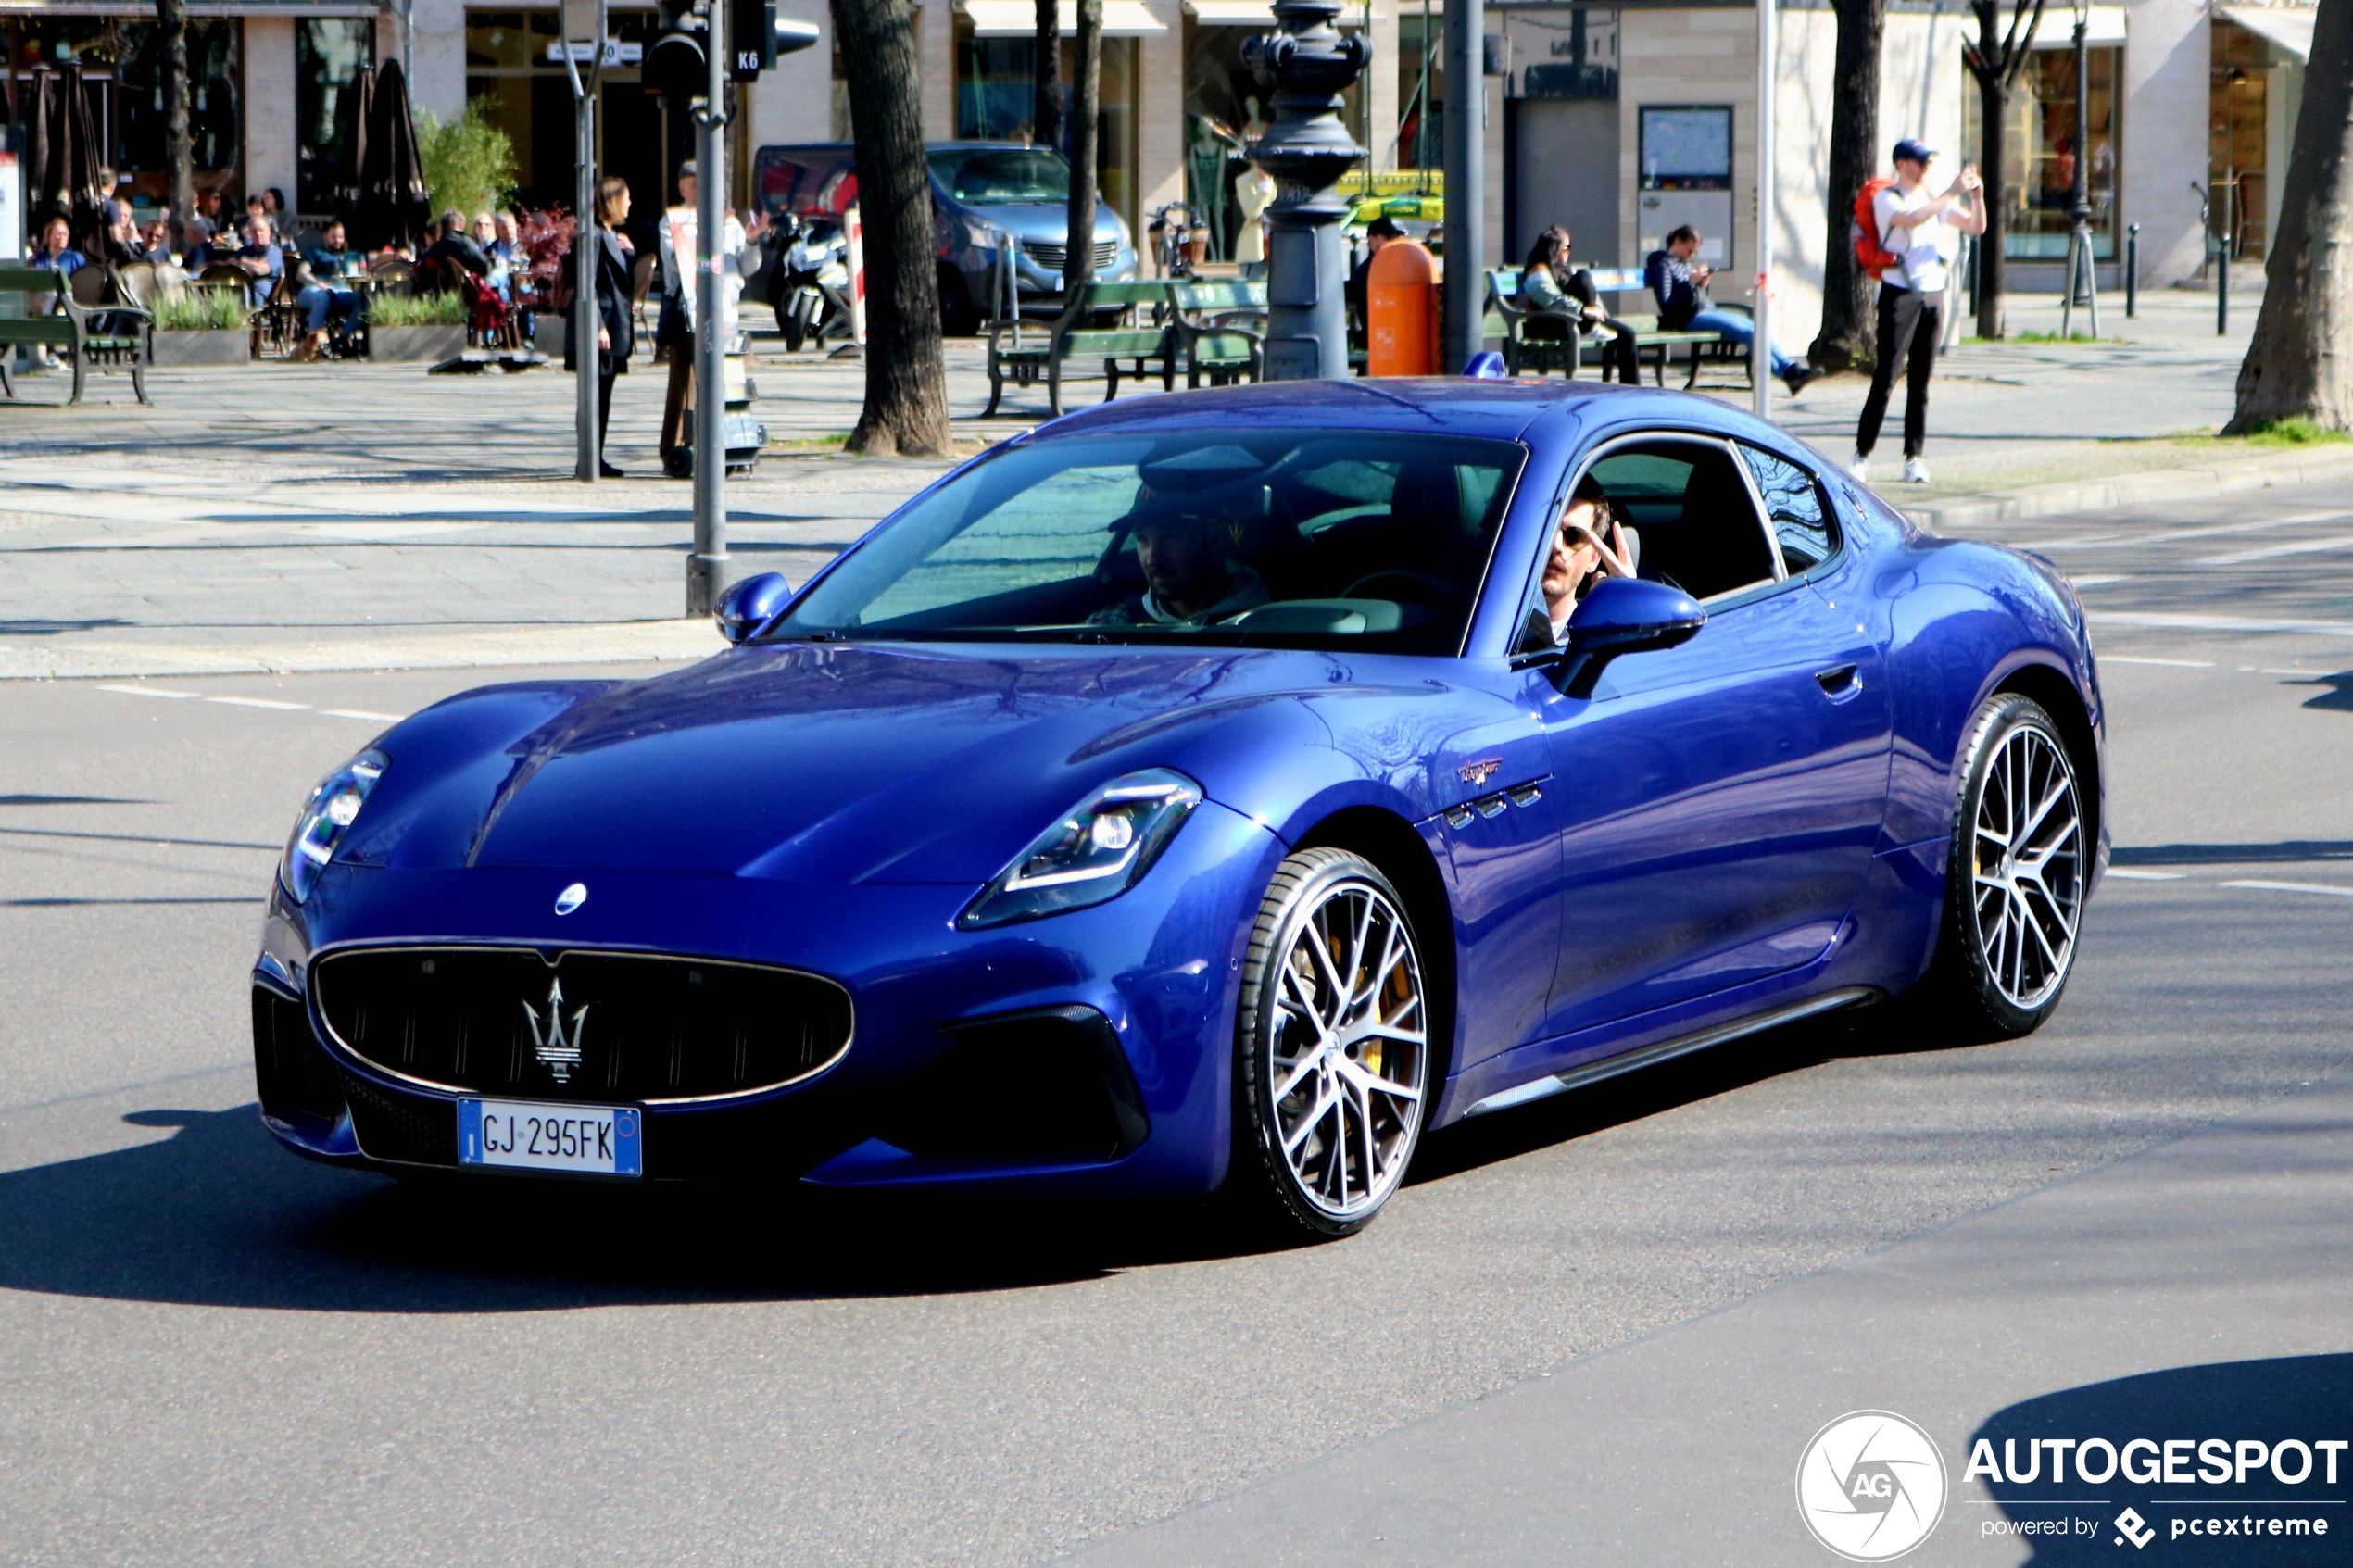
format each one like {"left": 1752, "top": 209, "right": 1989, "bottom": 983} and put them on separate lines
{"left": 1092, "top": 445, "right": 1275, "bottom": 626}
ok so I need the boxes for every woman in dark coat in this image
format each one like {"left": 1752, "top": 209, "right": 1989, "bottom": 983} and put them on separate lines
{"left": 564, "top": 175, "right": 635, "bottom": 478}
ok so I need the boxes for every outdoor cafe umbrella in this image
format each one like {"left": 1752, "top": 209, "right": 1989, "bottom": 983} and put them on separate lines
{"left": 332, "top": 61, "right": 376, "bottom": 222}
{"left": 350, "top": 59, "right": 431, "bottom": 253}
{"left": 25, "top": 66, "right": 105, "bottom": 246}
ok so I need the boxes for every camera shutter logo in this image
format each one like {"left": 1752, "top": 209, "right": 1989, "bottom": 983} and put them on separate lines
{"left": 1795, "top": 1411, "right": 1949, "bottom": 1561}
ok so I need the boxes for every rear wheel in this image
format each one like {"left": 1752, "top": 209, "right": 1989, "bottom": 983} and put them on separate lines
{"left": 1230, "top": 847, "right": 1431, "bottom": 1240}
{"left": 1923, "top": 693, "right": 2087, "bottom": 1038}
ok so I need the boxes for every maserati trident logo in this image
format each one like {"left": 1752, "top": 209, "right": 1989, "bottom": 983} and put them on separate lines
{"left": 1458, "top": 758, "right": 1504, "bottom": 787}
{"left": 522, "top": 979, "right": 588, "bottom": 1083}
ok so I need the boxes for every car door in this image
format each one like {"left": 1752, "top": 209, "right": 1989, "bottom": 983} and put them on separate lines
{"left": 1537, "top": 433, "right": 1892, "bottom": 1038}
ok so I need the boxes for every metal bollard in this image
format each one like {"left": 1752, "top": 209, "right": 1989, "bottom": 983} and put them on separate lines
{"left": 2125, "top": 223, "right": 2138, "bottom": 318}
{"left": 2217, "top": 234, "right": 2230, "bottom": 336}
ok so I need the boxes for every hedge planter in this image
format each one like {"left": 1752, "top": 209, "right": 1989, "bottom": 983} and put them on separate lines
{"left": 369, "top": 324, "right": 468, "bottom": 363}
{"left": 151, "top": 329, "right": 251, "bottom": 367}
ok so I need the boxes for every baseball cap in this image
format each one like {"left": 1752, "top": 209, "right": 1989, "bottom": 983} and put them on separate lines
{"left": 1365, "top": 216, "right": 1405, "bottom": 239}
{"left": 1891, "top": 137, "right": 1935, "bottom": 165}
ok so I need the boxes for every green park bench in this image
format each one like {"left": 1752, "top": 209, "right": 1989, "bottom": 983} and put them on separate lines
{"left": 0, "top": 263, "right": 155, "bottom": 406}
{"left": 1167, "top": 278, "right": 1265, "bottom": 389}
{"left": 983, "top": 279, "right": 1177, "bottom": 417}
{"left": 1483, "top": 266, "right": 1751, "bottom": 388}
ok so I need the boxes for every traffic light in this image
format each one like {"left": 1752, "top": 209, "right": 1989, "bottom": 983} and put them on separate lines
{"left": 648, "top": 0, "right": 819, "bottom": 93}
{"left": 644, "top": 1, "right": 706, "bottom": 97}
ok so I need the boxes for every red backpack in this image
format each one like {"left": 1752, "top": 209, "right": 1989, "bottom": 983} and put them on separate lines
{"left": 1852, "top": 177, "right": 1902, "bottom": 279}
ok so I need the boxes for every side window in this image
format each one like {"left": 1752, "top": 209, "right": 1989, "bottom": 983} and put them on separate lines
{"left": 1585, "top": 442, "right": 1777, "bottom": 601}
{"left": 1737, "top": 443, "right": 1840, "bottom": 574}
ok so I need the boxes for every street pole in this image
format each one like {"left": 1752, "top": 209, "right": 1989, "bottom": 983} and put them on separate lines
{"left": 1440, "top": 0, "right": 1480, "bottom": 374}
{"left": 560, "top": 0, "right": 605, "bottom": 483}
{"left": 1753, "top": 0, "right": 1773, "bottom": 420}
{"left": 687, "top": 0, "right": 728, "bottom": 617}
{"left": 2059, "top": 0, "right": 2098, "bottom": 339}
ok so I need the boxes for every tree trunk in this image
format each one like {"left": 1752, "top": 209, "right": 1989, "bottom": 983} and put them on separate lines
{"left": 1032, "top": 0, "right": 1062, "bottom": 151}
{"left": 1809, "top": 0, "right": 1883, "bottom": 370}
{"left": 1964, "top": 0, "right": 2045, "bottom": 340}
{"left": 832, "top": 0, "right": 950, "bottom": 456}
{"left": 1061, "top": 0, "right": 1101, "bottom": 304}
{"left": 157, "top": 0, "right": 194, "bottom": 245}
{"left": 1973, "top": 70, "right": 2009, "bottom": 339}
{"left": 2226, "top": 0, "right": 2353, "bottom": 432}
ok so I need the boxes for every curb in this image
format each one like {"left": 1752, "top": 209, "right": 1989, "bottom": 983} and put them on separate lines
{"left": 1900, "top": 444, "right": 2353, "bottom": 530}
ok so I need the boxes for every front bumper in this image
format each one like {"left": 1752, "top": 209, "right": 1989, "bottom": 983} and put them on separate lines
{"left": 252, "top": 800, "right": 1278, "bottom": 1196}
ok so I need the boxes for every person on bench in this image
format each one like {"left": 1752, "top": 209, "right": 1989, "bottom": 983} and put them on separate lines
{"left": 1644, "top": 225, "right": 1816, "bottom": 395}
{"left": 1520, "top": 226, "right": 1641, "bottom": 386}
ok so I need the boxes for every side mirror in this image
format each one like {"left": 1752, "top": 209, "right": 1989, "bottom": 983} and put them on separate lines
{"left": 713, "top": 571, "right": 794, "bottom": 645}
{"left": 1566, "top": 576, "right": 1706, "bottom": 654}
{"left": 1554, "top": 578, "right": 1705, "bottom": 696}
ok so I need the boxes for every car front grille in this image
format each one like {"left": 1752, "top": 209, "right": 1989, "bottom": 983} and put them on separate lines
{"left": 311, "top": 947, "right": 853, "bottom": 1104}
{"left": 1019, "top": 239, "right": 1120, "bottom": 274}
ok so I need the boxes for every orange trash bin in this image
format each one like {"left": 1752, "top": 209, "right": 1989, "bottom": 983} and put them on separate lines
{"left": 1366, "top": 239, "right": 1441, "bottom": 377}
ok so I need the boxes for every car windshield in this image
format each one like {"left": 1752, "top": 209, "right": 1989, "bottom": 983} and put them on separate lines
{"left": 926, "top": 147, "right": 1073, "bottom": 205}
{"left": 766, "top": 430, "right": 1528, "bottom": 654}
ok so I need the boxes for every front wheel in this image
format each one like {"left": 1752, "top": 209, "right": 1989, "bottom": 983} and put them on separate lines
{"left": 1923, "top": 693, "right": 2088, "bottom": 1038}
{"left": 1230, "top": 847, "right": 1432, "bottom": 1240}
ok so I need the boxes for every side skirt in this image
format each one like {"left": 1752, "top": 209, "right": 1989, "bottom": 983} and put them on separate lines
{"left": 1459, "top": 985, "right": 1883, "bottom": 1119}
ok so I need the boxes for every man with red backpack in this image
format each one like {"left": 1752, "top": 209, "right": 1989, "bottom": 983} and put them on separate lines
{"left": 1851, "top": 138, "right": 1985, "bottom": 484}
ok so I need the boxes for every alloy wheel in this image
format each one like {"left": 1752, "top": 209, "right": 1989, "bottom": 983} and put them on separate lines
{"left": 1969, "top": 721, "right": 2083, "bottom": 1010}
{"left": 1266, "top": 877, "right": 1429, "bottom": 1222}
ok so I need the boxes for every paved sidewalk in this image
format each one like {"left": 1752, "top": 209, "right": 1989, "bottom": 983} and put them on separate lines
{"left": 3, "top": 288, "right": 2341, "bottom": 679}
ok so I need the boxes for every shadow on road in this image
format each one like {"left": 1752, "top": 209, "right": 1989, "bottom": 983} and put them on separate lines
{"left": 1974, "top": 1354, "right": 2353, "bottom": 1562}
{"left": 2293, "top": 671, "right": 2353, "bottom": 713}
{"left": 0, "top": 1103, "right": 1306, "bottom": 1312}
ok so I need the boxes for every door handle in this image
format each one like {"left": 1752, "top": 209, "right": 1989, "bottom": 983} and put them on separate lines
{"left": 1814, "top": 663, "right": 1862, "bottom": 700}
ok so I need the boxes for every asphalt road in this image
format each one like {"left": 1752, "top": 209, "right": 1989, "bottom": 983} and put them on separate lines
{"left": 1, "top": 480, "right": 2347, "bottom": 1566}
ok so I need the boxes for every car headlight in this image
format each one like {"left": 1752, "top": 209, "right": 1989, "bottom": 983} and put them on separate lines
{"left": 280, "top": 748, "right": 387, "bottom": 904}
{"left": 958, "top": 769, "right": 1202, "bottom": 930}
{"left": 967, "top": 217, "right": 1010, "bottom": 252}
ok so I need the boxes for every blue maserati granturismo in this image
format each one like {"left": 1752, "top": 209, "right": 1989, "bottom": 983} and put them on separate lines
{"left": 253, "top": 377, "right": 2104, "bottom": 1237}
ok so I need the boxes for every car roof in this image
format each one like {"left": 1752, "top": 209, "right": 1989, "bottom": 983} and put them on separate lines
{"left": 1036, "top": 378, "right": 1752, "bottom": 445}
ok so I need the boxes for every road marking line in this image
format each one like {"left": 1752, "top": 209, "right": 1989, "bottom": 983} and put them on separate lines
{"left": 2091, "top": 611, "right": 2353, "bottom": 638}
{"left": 2107, "top": 869, "right": 2186, "bottom": 880}
{"left": 2102, "top": 656, "right": 2215, "bottom": 668}
{"left": 2260, "top": 668, "right": 2323, "bottom": 676}
{"left": 2013, "top": 511, "right": 2353, "bottom": 552}
{"left": 2221, "top": 880, "right": 2353, "bottom": 898}
{"left": 204, "top": 696, "right": 309, "bottom": 710}
{"left": 94, "top": 684, "right": 199, "bottom": 700}
{"left": 321, "top": 709, "right": 407, "bottom": 721}
{"left": 2194, "top": 531, "right": 2353, "bottom": 566}
{"left": 2065, "top": 575, "right": 2132, "bottom": 587}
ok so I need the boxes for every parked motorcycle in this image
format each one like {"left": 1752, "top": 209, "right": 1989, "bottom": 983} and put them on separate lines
{"left": 766, "top": 213, "right": 855, "bottom": 352}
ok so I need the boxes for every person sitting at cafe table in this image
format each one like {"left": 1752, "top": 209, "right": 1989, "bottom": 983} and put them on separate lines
{"left": 26, "top": 217, "right": 86, "bottom": 368}
{"left": 418, "top": 208, "right": 493, "bottom": 289}
{"left": 485, "top": 210, "right": 535, "bottom": 341}
{"left": 296, "top": 219, "right": 369, "bottom": 360}
{"left": 232, "top": 215, "right": 286, "bottom": 307}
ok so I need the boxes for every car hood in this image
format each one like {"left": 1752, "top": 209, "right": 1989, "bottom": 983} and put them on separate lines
{"left": 378, "top": 644, "right": 1332, "bottom": 884}
{"left": 956, "top": 199, "right": 1128, "bottom": 247}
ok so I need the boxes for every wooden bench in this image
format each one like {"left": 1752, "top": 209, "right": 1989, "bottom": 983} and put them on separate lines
{"left": 1167, "top": 278, "right": 1265, "bottom": 389}
{"left": 0, "top": 264, "right": 154, "bottom": 406}
{"left": 984, "top": 279, "right": 1176, "bottom": 417}
{"left": 1482, "top": 266, "right": 1753, "bottom": 388}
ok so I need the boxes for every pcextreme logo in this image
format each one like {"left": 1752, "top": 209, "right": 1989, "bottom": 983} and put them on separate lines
{"left": 1796, "top": 1411, "right": 1951, "bottom": 1562}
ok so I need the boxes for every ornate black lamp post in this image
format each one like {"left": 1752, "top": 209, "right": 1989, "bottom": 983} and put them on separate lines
{"left": 1244, "top": 0, "right": 1370, "bottom": 380}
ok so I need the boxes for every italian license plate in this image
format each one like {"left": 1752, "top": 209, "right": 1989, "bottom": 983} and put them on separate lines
{"left": 459, "top": 1098, "right": 642, "bottom": 1178}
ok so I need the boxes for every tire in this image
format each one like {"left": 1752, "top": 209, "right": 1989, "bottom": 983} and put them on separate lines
{"left": 1230, "top": 847, "right": 1433, "bottom": 1240}
{"left": 1919, "top": 693, "right": 2088, "bottom": 1039}
{"left": 783, "top": 292, "right": 811, "bottom": 354}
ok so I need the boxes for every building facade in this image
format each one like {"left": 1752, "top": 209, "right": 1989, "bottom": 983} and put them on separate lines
{"left": 1, "top": 0, "right": 2317, "bottom": 351}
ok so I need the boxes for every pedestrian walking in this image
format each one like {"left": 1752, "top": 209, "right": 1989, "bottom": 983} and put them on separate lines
{"left": 1851, "top": 137, "right": 1985, "bottom": 484}
{"left": 563, "top": 175, "right": 635, "bottom": 480}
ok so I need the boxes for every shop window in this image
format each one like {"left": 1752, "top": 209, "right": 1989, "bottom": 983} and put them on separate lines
{"left": 2208, "top": 19, "right": 2272, "bottom": 261}
{"left": 1962, "top": 44, "right": 2121, "bottom": 261}
{"left": 464, "top": 7, "right": 659, "bottom": 216}
{"left": 1397, "top": 7, "right": 1443, "bottom": 171}
{"left": 1182, "top": 18, "right": 1361, "bottom": 261}
{"left": 951, "top": 19, "right": 1139, "bottom": 233}
{"left": 3, "top": 18, "right": 242, "bottom": 201}
{"left": 296, "top": 19, "right": 375, "bottom": 219}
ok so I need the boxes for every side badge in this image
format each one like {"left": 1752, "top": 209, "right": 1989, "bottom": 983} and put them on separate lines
{"left": 554, "top": 882, "right": 588, "bottom": 916}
